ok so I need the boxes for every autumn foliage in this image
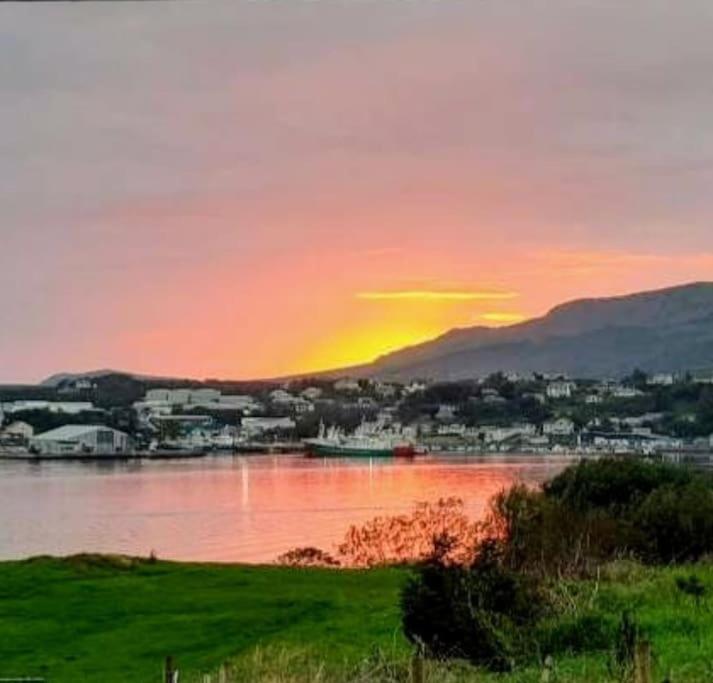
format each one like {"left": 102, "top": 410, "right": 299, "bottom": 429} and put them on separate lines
{"left": 278, "top": 497, "right": 482, "bottom": 568}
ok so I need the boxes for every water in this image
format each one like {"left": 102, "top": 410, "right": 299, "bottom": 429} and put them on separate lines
{"left": 0, "top": 454, "right": 574, "bottom": 563}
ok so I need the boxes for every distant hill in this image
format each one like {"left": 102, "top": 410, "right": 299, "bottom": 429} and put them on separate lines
{"left": 38, "top": 282, "right": 713, "bottom": 386}
{"left": 344, "top": 282, "right": 713, "bottom": 381}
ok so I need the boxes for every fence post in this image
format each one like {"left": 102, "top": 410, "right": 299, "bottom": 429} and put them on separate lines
{"left": 411, "top": 653, "right": 425, "bottom": 683}
{"left": 164, "top": 656, "right": 179, "bottom": 683}
{"left": 634, "top": 640, "right": 652, "bottom": 683}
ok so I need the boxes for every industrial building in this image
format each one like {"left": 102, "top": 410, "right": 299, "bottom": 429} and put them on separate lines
{"left": 30, "top": 425, "right": 132, "bottom": 456}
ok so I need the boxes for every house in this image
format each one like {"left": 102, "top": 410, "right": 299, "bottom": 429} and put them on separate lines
{"left": 609, "top": 386, "right": 644, "bottom": 399}
{"left": 543, "top": 418, "right": 576, "bottom": 436}
{"left": 374, "top": 382, "right": 398, "bottom": 399}
{"left": 478, "top": 424, "right": 537, "bottom": 444}
{"left": 300, "top": 387, "right": 323, "bottom": 400}
{"left": 585, "top": 394, "right": 603, "bottom": 405}
{"left": 648, "top": 373, "right": 675, "bottom": 386}
{"left": 2, "top": 421, "right": 34, "bottom": 440}
{"left": 30, "top": 425, "right": 131, "bottom": 456}
{"left": 269, "top": 390, "right": 313, "bottom": 414}
{"left": 435, "top": 404, "right": 457, "bottom": 422}
{"left": 241, "top": 417, "right": 296, "bottom": 438}
{"left": 214, "top": 395, "right": 263, "bottom": 414}
{"left": 546, "top": 381, "right": 575, "bottom": 400}
{"left": 403, "top": 381, "right": 427, "bottom": 396}
{"left": 334, "top": 379, "right": 361, "bottom": 393}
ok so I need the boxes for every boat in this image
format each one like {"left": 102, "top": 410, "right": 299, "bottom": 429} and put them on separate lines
{"left": 304, "top": 422, "right": 416, "bottom": 458}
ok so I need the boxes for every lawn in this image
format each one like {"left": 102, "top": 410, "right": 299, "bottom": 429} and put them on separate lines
{"left": 5, "top": 556, "right": 713, "bottom": 682}
{"left": 0, "top": 555, "right": 407, "bottom": 682}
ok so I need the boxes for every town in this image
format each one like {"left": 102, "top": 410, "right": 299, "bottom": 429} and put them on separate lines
{"left": 1, "top": 369, "right": 713, "bottom": 458}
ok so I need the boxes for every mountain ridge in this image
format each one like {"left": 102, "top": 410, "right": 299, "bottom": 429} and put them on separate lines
{"left": 37, "top": 282, "right": 713, "bottom": 386}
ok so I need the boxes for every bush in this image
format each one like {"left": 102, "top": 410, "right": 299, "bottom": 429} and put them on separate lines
{"left": 538, "top": 612, "right": 617, "bottom": 654}
{"left": 401, "top": 541, "right": 546, "bottom": 671}
{"left": 635, "top": 482, "right": 713, "bottom": 563}
{"left": 544, "top": 458, "right": 694, "bottom": 513}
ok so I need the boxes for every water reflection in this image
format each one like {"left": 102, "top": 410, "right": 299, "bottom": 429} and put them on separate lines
{"left": 0, "top": 454, "right": 574, "bottom": 563}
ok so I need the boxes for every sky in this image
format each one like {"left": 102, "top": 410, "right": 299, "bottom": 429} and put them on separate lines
{"left": 2, "top": 1, "right": 713, "bottom": 383}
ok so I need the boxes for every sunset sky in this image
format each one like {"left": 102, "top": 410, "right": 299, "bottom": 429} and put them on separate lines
{"left": 3, "top": 1, "right": 713, "bottom": 383}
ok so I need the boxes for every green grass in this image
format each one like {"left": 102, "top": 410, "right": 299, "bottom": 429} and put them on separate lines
{"left": 5, "top": 556, "right": 713, "bottom": 682}
{"left": 0, "top": 555, "right": 407, "bottom": 683}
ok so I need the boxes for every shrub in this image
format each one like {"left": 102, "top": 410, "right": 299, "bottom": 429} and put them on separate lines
{"left": 338, "top": 498, "right": 481, "bottom": 568}
{"left": 544, "top": 458, "right": 695, "bottom": 513}
{"left": 277, "top": 547, "right": 341, "bottom": 568}
{"left": 401, "top": 541, "right": 546, "bottom": 671}
{"left": 635, "top": 481, "right": 713, "bottom": 563}
{"left": 539, "top": 612, "right": 617, "bottom": 655}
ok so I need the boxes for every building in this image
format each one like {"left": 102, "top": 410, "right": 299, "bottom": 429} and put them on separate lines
{"left": 648, "top": 373, "right": 675, "bottom": 386}
{"left": 609, "top": 386, "right": 644, "bottom": 399}
{"left": 546, "top": 381, "right": 575, "bottom": 400}
{"left": 334, "top": 379, "right": 361, "bottom": 393}
{"left": 241, "top": 417, "right": 296, "bottom": 438}
{"left": 1, "top": 401, "right": 96, "bottom": 415}
{"left": 300, "top": 387, "right": 323, "bottom": 400}
{"left": 543, "top": 418, "right": 576, "bottom": 436}
{"left": 1, "top": 421, "right": 34, "bottom": 440}
{"left": 144, "top": 388, "right": 222, "bottom": 406}
{"left": 435, "top": 404, "right": 457, "bottom": 422}
{"left": 30, "top": 425, "right": 131, "bottom": 456}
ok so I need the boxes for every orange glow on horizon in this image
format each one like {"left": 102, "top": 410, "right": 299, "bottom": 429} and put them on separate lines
{"left": 480, "top": 312, "right": 527, "bottom": 324}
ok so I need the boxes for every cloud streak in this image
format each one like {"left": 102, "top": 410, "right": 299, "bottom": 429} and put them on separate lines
{"left": 357, "top": 290, "right": 519, "bottom": 302}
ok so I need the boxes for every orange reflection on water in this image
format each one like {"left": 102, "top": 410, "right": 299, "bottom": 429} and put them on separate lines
{"left": 0, "top": 455, "right": 573, "bottom": 563}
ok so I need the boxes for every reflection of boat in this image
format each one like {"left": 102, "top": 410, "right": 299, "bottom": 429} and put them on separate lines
{"left": 304, "top": 422, "right": 415, "bottom": 458}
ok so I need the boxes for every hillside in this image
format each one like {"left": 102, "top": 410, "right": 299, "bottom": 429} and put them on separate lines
{"left": 354, "top": 282, "right": 713, "bottom": 380}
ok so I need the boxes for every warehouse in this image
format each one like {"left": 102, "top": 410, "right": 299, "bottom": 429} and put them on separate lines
{"left": 30, "top": 425, "right": 132, "bottom": 456}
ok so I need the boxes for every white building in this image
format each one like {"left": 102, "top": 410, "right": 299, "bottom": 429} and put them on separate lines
{"left": 30, "top": 425, "right": 131, "bottom": 456}
{"left": 546, "top": 381, "right": 576, "bottom": 400}
{"left": 1, "top": 401, "right": 96, "bottom": 415}
{"left": 144, "top": 388, "right": 222, "bottom": 406}
{"left": 300, "top": 387, "right": 323, "bottom": 400}
{"left": 609, "top": 386, "right": 644, "bottom": 399}
{"left": 334, "top": 379, "right": 362, "bottom": 393}
{"left": 435, "top": 404, "right": 457, "bottom": 421}
{"left": 478, "top": 424, "right": 537, "bottom": 444}
{"left": 2, "top": 421, "right": 34, "bottom": 440}
{"left": 648, "top": 373, "right": 675, "bottom": 386}
{"left": 403, "top": 381, "right": 427, "bottom": 395}
{"left": 543, "top": 418, "right": 576, "bottom": 436}
{"left": 241, "top": 417, "right": 296, "bottom": 438}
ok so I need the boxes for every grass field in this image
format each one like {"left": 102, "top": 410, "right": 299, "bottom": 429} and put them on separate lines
{"left": 0, "top": 555, "right": 407, "bottom": 682}
{"left": 4, "top": 556, "right": 713, "bottom": 682}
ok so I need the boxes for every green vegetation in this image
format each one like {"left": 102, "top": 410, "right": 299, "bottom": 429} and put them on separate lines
{"left": 6, "top": 555, "right": 713, "bottom": 682}
{"left": 0, "top": 555, "right": 405, "bottom": 683}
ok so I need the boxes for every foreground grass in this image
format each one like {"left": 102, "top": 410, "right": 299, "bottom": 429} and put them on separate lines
{"left": 206, "top": 561, "right": 713, "bottom": 682}
{"left": 5, "top": 557, "right": 713, "bottom": 682}
{"left": 0, "top": 555, "right": 406, "bottom": 682}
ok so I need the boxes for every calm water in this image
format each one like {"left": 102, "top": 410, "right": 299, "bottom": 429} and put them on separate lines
{"left": 0, "top": 454, "right": 574, "bottom": 563}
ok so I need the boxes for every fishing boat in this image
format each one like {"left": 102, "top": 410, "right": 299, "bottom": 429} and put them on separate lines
{"left": 304, "top": 421, "right": 416, "bottom": 458}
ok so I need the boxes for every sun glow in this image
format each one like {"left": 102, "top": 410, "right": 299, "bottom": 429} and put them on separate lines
{"left": 480, "top": 312, "right": 527, "bottom": 324}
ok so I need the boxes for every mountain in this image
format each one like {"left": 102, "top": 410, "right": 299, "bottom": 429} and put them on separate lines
{"left": 348, "top": 282, "right": 713, "bottom": 381}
